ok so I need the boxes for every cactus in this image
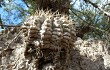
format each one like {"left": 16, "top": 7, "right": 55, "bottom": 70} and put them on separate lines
{"left": 0, "top": 10, "right": 76, "bottom": 70}
{"left": 22, "top": 10, "right": 76, "bottom": 48}
{"left": 22, "top": 10, "right": 76, "bottom": 70}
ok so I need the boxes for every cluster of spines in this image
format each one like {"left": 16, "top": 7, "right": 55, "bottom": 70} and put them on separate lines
{"left": 21, "top": 11, "right": 76, "bottom": 50}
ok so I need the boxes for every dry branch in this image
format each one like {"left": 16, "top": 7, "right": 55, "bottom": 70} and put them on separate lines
{"left": 84, "top": 0, "right": 110, "bottom": 17}
{"left": 4, "top": 30, "right": 22, "bottom": 51}
{"left": 0, "top": 24, "right": 21, "bottom": 27}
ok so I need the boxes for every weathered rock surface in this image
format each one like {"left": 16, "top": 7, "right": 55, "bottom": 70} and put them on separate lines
{"left": 72, "top": 38, "right": 110, "bottom": 70}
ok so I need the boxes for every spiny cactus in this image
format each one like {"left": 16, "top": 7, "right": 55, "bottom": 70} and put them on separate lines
{"left": 22, "top": 10, "right": 76, "bottom": 49}
{"left": 21, "top": 10, "right": 76, "bottom": 70}
{"left": 0, "top": 10, "right": 76, "bottom": 70}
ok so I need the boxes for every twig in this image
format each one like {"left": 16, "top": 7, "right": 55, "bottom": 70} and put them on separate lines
{"left": 83, "top": 0, "right": 110, "bottom": 17}
{"left": 0, "top": 24, "right": 21, "bottom": 27}
{"left": 103, "top": 3, "right": 110, "bottom": 8}
{"left": 4, "top": 29, "right": 22, "bottom": 51}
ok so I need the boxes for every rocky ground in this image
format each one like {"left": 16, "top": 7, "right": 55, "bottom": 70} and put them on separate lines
{"left": 0, "top": 30, "right": 110, "bottom": 70}
{"left": 72, "top": 38, "right": 110, "bottom": 70}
